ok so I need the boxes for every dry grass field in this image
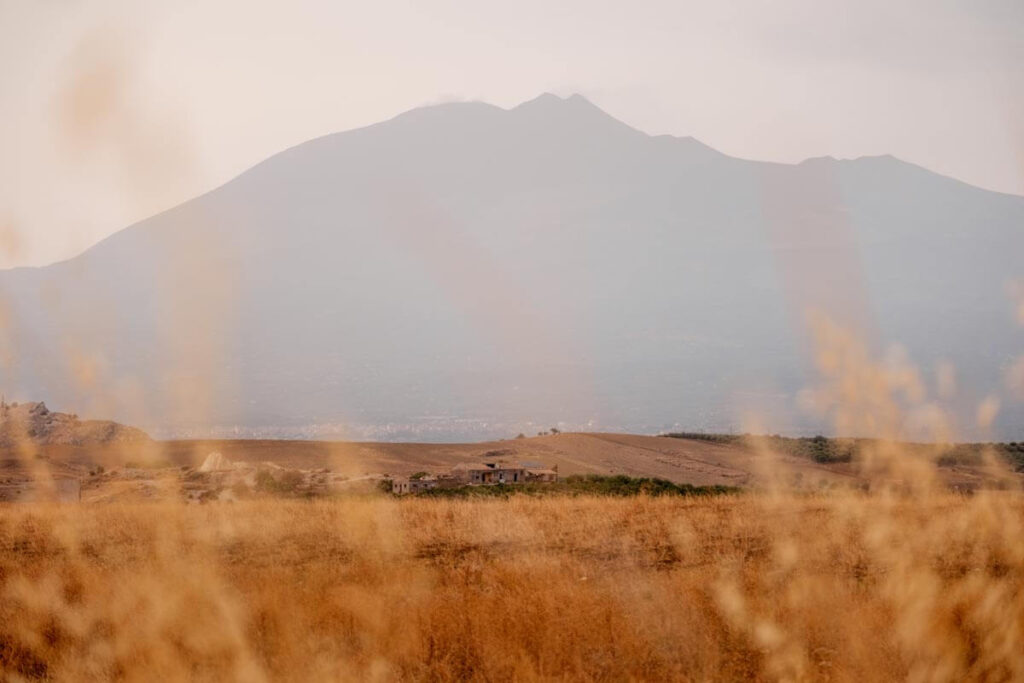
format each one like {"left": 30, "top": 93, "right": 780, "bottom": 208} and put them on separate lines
{"left": 2, "top": 491, "right": 1023, "bottom": 681}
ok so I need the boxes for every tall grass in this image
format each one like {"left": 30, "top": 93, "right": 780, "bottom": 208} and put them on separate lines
{"left": 1, "top": 492, "right": 1023, "bottom": 681}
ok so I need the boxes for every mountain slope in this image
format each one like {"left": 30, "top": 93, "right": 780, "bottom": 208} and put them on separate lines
{"left": 1, "top": 94, "right": 1022, "bottom": 439}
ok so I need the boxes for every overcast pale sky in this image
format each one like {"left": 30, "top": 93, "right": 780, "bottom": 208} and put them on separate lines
{"left": 1, "top": 0, "right": 1022, "bottom": 268}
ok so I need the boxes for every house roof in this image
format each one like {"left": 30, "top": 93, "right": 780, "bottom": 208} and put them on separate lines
{"left": 451, "top": 462, "right": 525, "bottom": 472}
{"left": 451, "top": 462, "right": 491, "bottom": 471}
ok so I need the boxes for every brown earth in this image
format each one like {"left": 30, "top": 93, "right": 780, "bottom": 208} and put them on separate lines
{"left": 177, "top": 432, "right": 1014, "bottom": 490}
{"left": 1, "top": 432, "right": 1016, "bottom": 503}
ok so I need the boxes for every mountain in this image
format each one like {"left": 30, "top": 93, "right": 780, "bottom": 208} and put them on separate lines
{"left": 1, "top": 93, "right": 1022, "bottom": 440}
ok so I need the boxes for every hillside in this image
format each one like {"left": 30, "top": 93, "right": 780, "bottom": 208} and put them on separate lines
{"left": 11, "top": 432, "right": 1017, "bottom": 498}
{"left": 1, "top": 94, "right": 1022, "bottom": 439}
{"left": 157, "top": 433, "right": 1020, "bottom": 491}
{"left": 0, "top": 400, "right": 150, "bottom": 448}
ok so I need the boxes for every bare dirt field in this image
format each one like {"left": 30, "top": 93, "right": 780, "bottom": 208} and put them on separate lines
{"left": 155, "top": 433, "right": 776, "bottom": 485}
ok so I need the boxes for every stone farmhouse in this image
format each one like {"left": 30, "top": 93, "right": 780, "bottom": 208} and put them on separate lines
{"left": 451, "top": 462, "right": 526, "bottom": 485}
{"left": 391, "top": 461, "right": 557, "bottom": 494}
{"left": 519, "top": 460, "right": 558, "bottom": 482}
{"left": 390, "top": 475, "right": 440, "bottom": 495}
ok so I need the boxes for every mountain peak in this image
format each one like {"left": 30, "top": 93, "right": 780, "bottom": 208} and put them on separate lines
{"left": 514, "top": 92, "right": 599, "bottom": 112}
{"left": 509, "top": 92, "right": 643, "bottom": 137}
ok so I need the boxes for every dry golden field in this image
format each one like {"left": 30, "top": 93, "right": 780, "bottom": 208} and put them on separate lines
{"left": 2, "top": 491, "right": 1023, "bottom": 682}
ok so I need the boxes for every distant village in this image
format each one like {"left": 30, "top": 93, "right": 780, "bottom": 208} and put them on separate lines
{"left": 390, "top": 460, "right": 558, "bottom": 494}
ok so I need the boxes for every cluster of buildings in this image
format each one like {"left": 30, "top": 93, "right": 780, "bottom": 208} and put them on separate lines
{"left": 391, "top": 460, "right": 558, "bottom": 494}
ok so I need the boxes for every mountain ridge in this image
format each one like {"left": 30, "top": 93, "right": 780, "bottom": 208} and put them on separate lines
{"left": 1, "top": 93, "right": 1021, "bottom": 440}
{"left": 4, "top": 93, "right": 1018, "bottom": 273}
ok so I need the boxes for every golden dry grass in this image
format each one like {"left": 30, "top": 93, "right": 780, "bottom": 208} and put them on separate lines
{"left": 2, "top": 492, "right": 1023, "bottom": 681}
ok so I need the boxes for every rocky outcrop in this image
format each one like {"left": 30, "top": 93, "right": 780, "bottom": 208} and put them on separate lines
{"left": 0, "top": 400, "right": 150, "bottom": 447}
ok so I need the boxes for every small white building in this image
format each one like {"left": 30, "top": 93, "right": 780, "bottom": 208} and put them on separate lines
{"left": 451, "top": 462, "right": 526, "bottom": 485}
{"left": 391, "top": 475, "right": 439, "bottom": 495}
{"left": 525, "top": 467, "right": 558, "bottom": 482}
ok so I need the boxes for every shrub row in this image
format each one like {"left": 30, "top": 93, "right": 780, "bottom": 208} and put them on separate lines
{"left": 412, "top": 474, "right": 739, "bottom": 499}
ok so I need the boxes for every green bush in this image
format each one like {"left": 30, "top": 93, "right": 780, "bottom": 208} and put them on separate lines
{"left": 254, "top": 469, "right": 304, "bottom": 495}
{"left": 661, "top": 432, "right": 742, "bottom": 445}
{"left": 416, "top": 475, "right": 738, "bottom": 499}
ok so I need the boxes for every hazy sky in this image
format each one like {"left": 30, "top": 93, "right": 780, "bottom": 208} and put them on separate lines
{"left": 2, "top": 0, "right": 1022, "bottom": 268}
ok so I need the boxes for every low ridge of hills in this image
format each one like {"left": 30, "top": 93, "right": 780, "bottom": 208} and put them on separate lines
{"left": 0, "top": 400, "right": 150, "bottom": 448}
{"left": 5, "top": 428, "right": 1019, "bottom": 499}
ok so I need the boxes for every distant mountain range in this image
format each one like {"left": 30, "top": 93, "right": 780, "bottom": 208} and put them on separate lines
{"left": 1, "top": 93, "right": 1022, "bottom": 440}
